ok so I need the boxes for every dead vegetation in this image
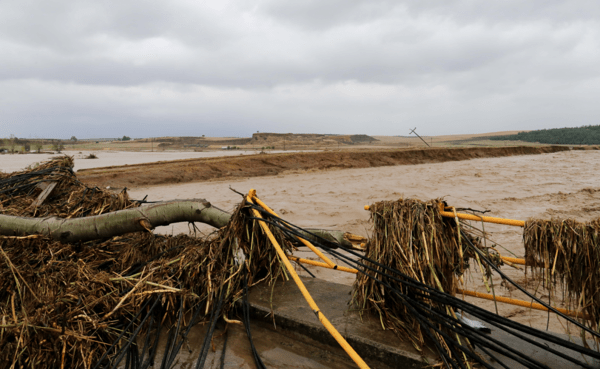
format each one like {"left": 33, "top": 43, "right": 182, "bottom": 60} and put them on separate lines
{"left": 0, "top": 156, "right": 132, "bottom": 218}
{"left": 0, "top": 157, "right": 292, "bottom": 369}
{"left": 353, "top": 199, "right": 481, "bottom": 349}
{"left": 351, "top": 198, "right": 600, "bottom": 367}
{"left": 525, "top": 218, "right": 600, "bottom": 335}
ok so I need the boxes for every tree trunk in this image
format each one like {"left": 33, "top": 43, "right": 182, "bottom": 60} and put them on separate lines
{"left": 0, "top": 199, "right": 227, "bottom": 243}
{"left": 296, "top": 229, "right": 354, "bottom": 249}
{"left": 0, "top": 199, "right": 366, "bottom": 248}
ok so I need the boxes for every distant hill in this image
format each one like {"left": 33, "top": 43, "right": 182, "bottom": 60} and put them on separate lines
{"left": 251, "top": 133, "right": 378, "bottom": 146}
{"left": 490, "top": 125, "right": 600, "bottom": 145}
{"left": 132, "top": 133, "right": 378, "bottom": 149}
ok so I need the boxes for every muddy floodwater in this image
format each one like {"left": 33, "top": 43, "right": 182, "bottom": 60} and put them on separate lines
{"left": 127, "top": 149, "right": 600, "bottom": 337}
{"left": 0, "top": 149, "right": 316, "bottom": 173}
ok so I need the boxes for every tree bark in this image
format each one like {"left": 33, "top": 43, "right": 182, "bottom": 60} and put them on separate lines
{"left": 0, "top": 199, "right": 228, "bottom": 243}
{"left": 0, "top": 199, "right": 366, "bottom": 248}
{"left": 297, "top": 229, "right": 353, "bottom": 249}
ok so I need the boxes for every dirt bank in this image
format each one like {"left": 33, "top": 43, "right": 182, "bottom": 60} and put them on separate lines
{"left": 78, "top": 145, "right": 573, "bottom": 188}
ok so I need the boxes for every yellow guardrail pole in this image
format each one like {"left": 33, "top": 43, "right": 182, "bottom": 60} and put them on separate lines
{"left": 442, "top": 203, "right": 525, "bottom": 227}
{"left": 247, "top": 190, "right": 370, "bottom": 369}
{"left": 501, "top": 256, "right": 527, "bottom": 265}
{"left": 457, "top": 289, "right": 590, "bottom": 320}
{"left": 252, "top": 195, "right": 341, "bottom": 270}
{"left": 365, "top": 204, "right": 526, "bottom": 227}
{"left": 288, "top": 255, "right": 358, "bottom": 274}
{"left": 287, "top": 256, "right": 586, "bottom": 320}
{"left": 363, "top": 204, "right": 585, "bottom": 319}
{"left": 439, "top": 210, "right": 525, "bottom": 227}
{"left": 366, "top": 204, "right": 529, "bottom": 264}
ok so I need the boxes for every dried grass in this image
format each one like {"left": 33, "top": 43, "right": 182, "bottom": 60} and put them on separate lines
{"left": 0, "top": 156, "right": 133, "bottom": 218}
{"left": 352, "top": 198, "right": 477, "bottom": 350}
{"left": 0, "top": 157, "right": 292, "bottom": 369}
{"left": 524, "top": 218, "right": 600, "bottom": 333}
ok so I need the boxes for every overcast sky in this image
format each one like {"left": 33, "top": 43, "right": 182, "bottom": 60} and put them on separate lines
{"left": 1, "top": 1, "right": 600, "bottom": 139}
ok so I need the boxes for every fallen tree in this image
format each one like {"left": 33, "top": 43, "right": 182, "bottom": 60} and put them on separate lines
{"left": 0, "top": 198, "right": 363, "bottom": 247}
{"left": 0, "top": 157, "right": 364, "bottom": 247}
{"left": 0, "top": 155, "right": 368, "bottom": 369}
{"left": 1, "top": 199, "right": 221, "bottom": 242}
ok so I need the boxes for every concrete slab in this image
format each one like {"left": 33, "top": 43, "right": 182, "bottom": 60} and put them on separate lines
{"left": 247, "top": 276, "right": 439, "bottom": 368}
{"left": 153, "top": 318, "right": 366, "bottom": 368}
{"left": 462, "top": 311, "right": 600, "bottom": 369}
{"left": 247, "top": 276, "right": 600, "bottom": 369}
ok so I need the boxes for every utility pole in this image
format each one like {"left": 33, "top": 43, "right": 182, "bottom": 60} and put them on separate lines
{"left": 409, "top": 128, "right": 430, "bottom": 147}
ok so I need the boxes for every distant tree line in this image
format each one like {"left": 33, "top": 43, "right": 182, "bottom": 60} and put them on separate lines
{"left": 0, "top": 136, "right": 69, "bottom": 154}
{"left": 1, "top": 135, "right": 134, "bottom": 154}
{"left": 490, "top": 125, "right": 600, "bottom": 145}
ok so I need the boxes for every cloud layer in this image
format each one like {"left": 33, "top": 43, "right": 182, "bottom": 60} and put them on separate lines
{"left": 1, "top": 0, "right": 600, "bottom": 138}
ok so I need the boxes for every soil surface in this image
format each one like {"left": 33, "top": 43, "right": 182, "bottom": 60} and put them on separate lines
{"left": 76, "top": 146, "right": 574, "bottom": 189}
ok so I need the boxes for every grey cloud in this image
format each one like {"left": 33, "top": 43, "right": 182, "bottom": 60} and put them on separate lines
{"left": 405, "top": 0, "right": 600, "bottom": 24}
{"left": 0, "top": 0, "right": 234, "bottom": 53}
{"left": 1, "top": 0, "right": 600, "bottom": 138}
{"left": 2, "top": 1, "right": 595, "bottom": 88}
{"left": 259, "top": 0, "right": 401, "bottom": 30}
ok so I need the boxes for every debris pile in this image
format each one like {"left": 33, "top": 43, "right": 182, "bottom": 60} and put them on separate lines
{"left": 525, "top": 218, "right": 600, "bottom": 333}
{"left": 350, "top": 198, "right": 600, "bottom": 367}
{"left": 0, "top": 157, "right": 291, "bottom": 368}
{"left": 0, "top": 156, "right": 132, "bottom": 218}
{"left": 353, "top": 198, "right": 476, "bottom": 349}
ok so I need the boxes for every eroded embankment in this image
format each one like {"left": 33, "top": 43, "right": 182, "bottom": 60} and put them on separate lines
{"left": 77, "top": 146, "right": 575, "bottom": 188}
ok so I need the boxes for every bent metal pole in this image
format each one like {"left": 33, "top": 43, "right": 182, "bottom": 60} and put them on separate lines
{"left": 247, "top": 189, "right": 370, "bottom": 369}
